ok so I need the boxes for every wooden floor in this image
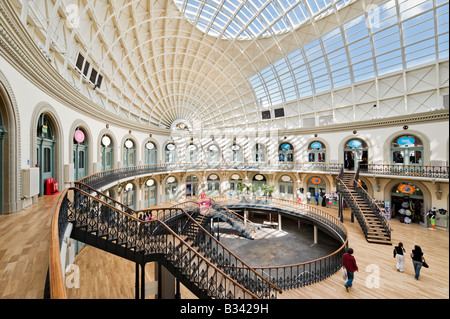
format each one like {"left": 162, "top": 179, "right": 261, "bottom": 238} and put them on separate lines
{"left": 0, "top": 194, "right": 448, "bottom": 299}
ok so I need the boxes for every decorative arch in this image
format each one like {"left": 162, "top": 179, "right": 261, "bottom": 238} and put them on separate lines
{"left": 97, "top": 128, "right": 118, "bottom": 170}
{"left": 0, "top": 70, "right": 21, "bottom": 213}
{"left": 69, "top": 119, "right": 94, "bottom": 178}
{"left": 30, "top": 102, "right": 64, "bottom": 194}
{"left": 383, "top": 130, "right": 431, "bottom": 166}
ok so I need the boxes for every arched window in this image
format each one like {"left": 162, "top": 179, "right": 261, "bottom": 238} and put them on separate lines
{"left": 229, "top": 174, "right": 242, "bottom": 196}
{"left": 279, "top": 175, "right": 294, "bottom": 200}
{"left": 207, "top": 174, "right": 220, "bottom": 196}
{"left": 230, "top": 144, "right": 243, "bottom": 164}
{"left": 123, "top": 182, "right": 135, "bottom": 209}
{"left": 307, "top": 176, "right": 326, "bottom": 204}
{"left": 144, "top": 141, "right": 157, "bottom": 165}
{"left": 391, "top": 135, "right": 423, "bottom": 166}
{"left": 101, "top": 134, "right": 113, "bottom": 171}
{"left": 186, "top": 144, "right": 198, "bottom": 164}
{"left": 186, "top": 174, "right": 199, "bottom": 197}
{"left": 252, "top": 174, "right": 266, "bottom": 196}
{"left": 344, "top": 139, "right": 368, "bottom": 171}
{"left": 165, "top": 176, "right": 178, "bottom": 202}
{"left": 207, "top": 144, "right": 220, "bottom": 167}
{"left": 144, "top": 178, "right": 157, "bottom": 207}
{"left": 123, "top": 139, "right": 136, "bottom": 167}
{"left": 253, "top": 143, "right": 266, "bottom": 163}
{"left": 308, "top": 141, "right": 326, "bottom": 163}
{"left": 73, "top": 128, "right": 88, "bottom": 180}
{"left": 165, "top": 143, "right": 177, "bottom": 164}
{"left": 279, "top": 142, "right": 294, "bottom": 163}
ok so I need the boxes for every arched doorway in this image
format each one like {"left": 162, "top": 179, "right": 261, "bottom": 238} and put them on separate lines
{"left": 144, "top": 178, "right": 157, "bottom": 207}
{"left": 279, "top": 142, "right": 294, "bottom": 163}
{"left": 308, "top": 141, "right": 326, "bottom": 164}
{"left": 73, "top": 128, "right": 88, "bottom": 181}
{"left": 307, "top": 176, "right": 326, "bottom": 204}
{"left": 100, "top": 134, "right": 114, "bottom": 171}
{"left": 0, "top": 109, "right": 4, "bottom": 214}
{"left": 253, "top": 143, "right": 266, "bottom": 163}
{"left": 165, "top": 176, "right": 178, "bottom": 202}
{"left": 144, "top": 141, "right": 157, "bottom": 165}
{"left": 252, "top": 174, "right": 267, "bottom": 196}
{"left": 207, "top": 173, "right": 220, "bottom": 196}
{"left": 391, "top": 182, "right": 424, "bottom": 224}
{"left": 123, "top": 182, "right": 135, "bottom": 209}
{"left": 37, "top": 113, "right": 56, "bottom": 196}
{"left": 230, "top": 144, "right": 243, "bottom": 165}
{"left": 391, "top": 135, "right": 424, "bottom": 166}
{"left": 123, "top": 139, "right": 136, "bottom": 167}
{"left": 186, "top": 174, "right": 199, "bottom": 197}
{"left": 229, "top": 174, "right": 242, "bottom": 197}
{"left": 278, "top": 175, "right": 294, "bottom": 200}
{"left": 165, "top": 143, "right": 177, "bottom": 165}
{"left": 186, "top": 144, "right": 198, "bottom": 166}
{"left": 344, "top": 139, "right": 368, "bottom": 171}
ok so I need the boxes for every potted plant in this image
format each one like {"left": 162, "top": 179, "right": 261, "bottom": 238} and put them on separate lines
{"left": 237, "top": 183, "right": 247, "bottom": 202}
{"left": 262, "top": 184, "right": 275, "bottom": 204}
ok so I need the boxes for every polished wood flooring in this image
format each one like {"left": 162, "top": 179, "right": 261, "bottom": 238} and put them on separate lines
{"left": 0, "top": 194, "right": 448, "bottom": 299}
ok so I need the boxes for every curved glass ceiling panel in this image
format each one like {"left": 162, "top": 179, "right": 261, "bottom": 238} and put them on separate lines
{"left": 173, "top": 0, "right": 346, "bottom": 39}
{"left": 251, "top": 0, "right": 449, "bottom": 108}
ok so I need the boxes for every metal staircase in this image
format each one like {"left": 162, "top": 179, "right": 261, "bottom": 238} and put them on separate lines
{"left": 337, "top": 168, "right": 392, "bottom": 245}
{"left": 60, "top": 187, "right": 281, "bottom": 299}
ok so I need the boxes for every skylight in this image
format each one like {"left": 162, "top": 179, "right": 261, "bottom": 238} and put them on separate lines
{"left": 250, "top": 0, "right": 449, "bottom": 108}
{"left": 173, "top": 0, "right": 348, "bottom": 40}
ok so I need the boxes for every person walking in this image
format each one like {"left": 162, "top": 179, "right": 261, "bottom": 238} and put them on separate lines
{"left": 410, "top": 245, "right": 425, "bottom": 280}
{"left": 393, "top": 242, "right": 406, "bottom": 272}
{"left": 342, "top": 248, "right": 358, "bottom": 291}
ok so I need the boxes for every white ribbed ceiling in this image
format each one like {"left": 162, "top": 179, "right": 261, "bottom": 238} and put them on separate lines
{"left": 10, "top": 0, "right": 450, "bottom": 131}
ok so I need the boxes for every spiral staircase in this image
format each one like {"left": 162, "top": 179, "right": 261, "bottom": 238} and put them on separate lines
{"left": 57, "top": 185, "right": 281, "bottom": 299}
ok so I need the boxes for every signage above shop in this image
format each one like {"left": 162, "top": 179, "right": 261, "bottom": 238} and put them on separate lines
{"left": 311, "top": 177, "right": 323, "bottom": 184}
{"left": 281, "top": 143, "right": 292, "bottom": 150}
{"left": 397, "top": 136, "right": 416, "bottom": 146}
{"left": 398, "top": 184, "right": 416, "bottom": 194}
{"left": 74, "top": 129, "right": 85, "bottom": 143}
{"left": 348, "top": 140, "right": 362, "bottom": 148}
{"left": 311, "top": 142, "right": 322, "bottom": 149}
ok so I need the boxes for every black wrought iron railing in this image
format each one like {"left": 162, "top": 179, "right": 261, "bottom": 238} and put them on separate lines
{"left": 211, "top": 195, "right": 349, "bottom": 290}
{"left": 360, "top": 163, "right": 448, "bottom": 179}
{"left": 50, "top": 187, "right": 282, "bottom": 299}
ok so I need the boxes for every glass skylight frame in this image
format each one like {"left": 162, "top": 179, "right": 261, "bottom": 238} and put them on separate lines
{"left": 250, "top": 0, "right": 450, "bottom": 109}
{"left": 173, "top": 0, "right": 345, "bottom": 40}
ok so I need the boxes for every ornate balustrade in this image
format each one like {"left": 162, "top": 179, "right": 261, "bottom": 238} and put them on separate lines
{"left": 49, "top": 187, "right": 282, "bottom": 299}
{"left": 210, "top": 195, "right": 349, "bottom": 290}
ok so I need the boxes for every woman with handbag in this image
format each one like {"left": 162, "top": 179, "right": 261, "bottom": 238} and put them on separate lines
{"left": 410, "top": 245, "right": 425, "bottom": 280}
{"left": 394, "top": 242, "right": 406, "bottom": 272}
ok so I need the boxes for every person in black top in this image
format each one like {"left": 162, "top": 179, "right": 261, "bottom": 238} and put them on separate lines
{"left": 410, "top": 245, "right": 425, "bottom": 280}
{"left": 393, "top": 242, "right": 406, "bottom": 272}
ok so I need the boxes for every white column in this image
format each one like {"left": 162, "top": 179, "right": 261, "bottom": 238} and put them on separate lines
{"left": 314, "top": 225, "right": 318, "bottom": 244}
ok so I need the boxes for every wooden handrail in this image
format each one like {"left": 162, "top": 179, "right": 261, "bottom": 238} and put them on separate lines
{"left": 336, "top": 178, "right": 371, "bottom": 229}
{"left": 49, "top": 189, "right": 69, "bottom": 299}
{"left": 355, "top": 181, "right": 392, "bottom": 231}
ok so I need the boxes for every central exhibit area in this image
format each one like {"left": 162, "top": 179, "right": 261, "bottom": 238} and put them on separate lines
{"left": 215, "top": 213, "right": 342, "bottom": 268}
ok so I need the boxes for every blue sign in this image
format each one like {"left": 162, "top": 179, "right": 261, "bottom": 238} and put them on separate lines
{"left": 397, "top": 136, "right": 415, "bottom": 146}
{"left": 348, "top": 140, "right": 362, "bottom": 148}
{"left": 281, "top": 143, "right": 291, "bottom": 150}
{"left": 311, "top": 142, "right": 322, "bottom": 149}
